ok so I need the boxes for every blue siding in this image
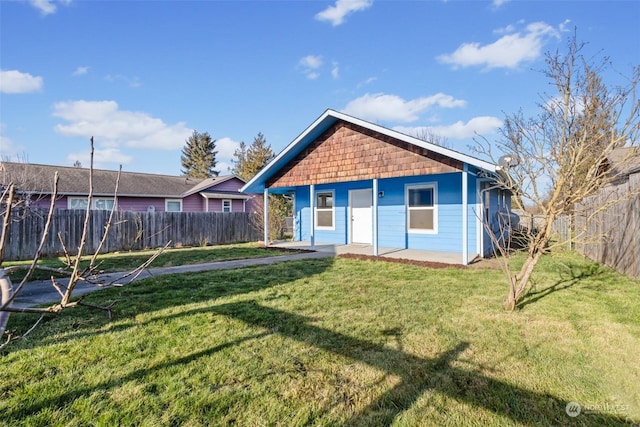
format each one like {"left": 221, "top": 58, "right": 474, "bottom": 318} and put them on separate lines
{"left": 290, "top": 171, "right": 491, "bottom": 256}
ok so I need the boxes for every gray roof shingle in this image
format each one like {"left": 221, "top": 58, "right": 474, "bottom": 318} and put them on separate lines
{"left": 0, "top": 162, "right": 241, "bottom": 197}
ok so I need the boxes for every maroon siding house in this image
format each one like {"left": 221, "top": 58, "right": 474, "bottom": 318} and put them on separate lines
{"left": 0, "top": 162, "right": 255, "bottom": 213}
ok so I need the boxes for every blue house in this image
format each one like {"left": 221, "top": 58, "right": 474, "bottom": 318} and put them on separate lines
{"left": 241, "top": 109, "right": 510, "bottom": 265}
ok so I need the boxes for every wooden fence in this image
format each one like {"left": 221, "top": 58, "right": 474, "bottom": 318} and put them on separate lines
{"left": 575, "top": 175, "right": 640, "bottom": 280}
{"left": 1, "top": 209, "right": 262, "bottom": 261}
{"left": 512, "top": 210, "right": 572, "bottom": 249}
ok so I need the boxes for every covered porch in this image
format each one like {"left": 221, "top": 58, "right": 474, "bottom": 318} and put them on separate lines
{"left": 270, "top": 241, "right": 469, "bottom": 265}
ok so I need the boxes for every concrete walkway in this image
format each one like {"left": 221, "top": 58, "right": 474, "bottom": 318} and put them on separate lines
{"left": 271, "top": 241, "right": 468, "bottom": 265}
{"left": 10, "top": 251, "right": 333, "bottom": 309}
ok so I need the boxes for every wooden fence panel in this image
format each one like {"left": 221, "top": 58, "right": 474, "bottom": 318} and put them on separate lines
{"left": 575, "top": 179, "right": 640, "bottom": 280}
{"left": 0, "top": 209, "right": 261, "bottom": 261}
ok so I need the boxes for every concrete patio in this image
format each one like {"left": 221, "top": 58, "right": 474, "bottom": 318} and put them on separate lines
{"left": 270, "top": 241, "right": 470, "bottom": 265}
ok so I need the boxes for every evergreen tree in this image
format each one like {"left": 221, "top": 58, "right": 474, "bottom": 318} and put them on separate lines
{"left": 231, "top": 132, "right": 274, "bottom": 181}
{"left": 232, "top": 133, "right": 292, "bottom": 239}
{"left": 181, "top": 130, "right": 219, "bottom": 178}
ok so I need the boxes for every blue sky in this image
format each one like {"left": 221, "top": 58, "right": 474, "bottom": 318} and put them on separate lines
{"left": 1, "top": 0, "right": 639, "bottom": 176}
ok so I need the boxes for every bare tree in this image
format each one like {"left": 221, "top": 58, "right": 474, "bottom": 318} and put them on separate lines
{"left": 476, "top": 32, "right": 640, "bottom": 311}
{"left": 415, "top": 128, "right": 450, "bottom": 148}
{"left": 0, "top": 138, "right": 168, "bottom": 348}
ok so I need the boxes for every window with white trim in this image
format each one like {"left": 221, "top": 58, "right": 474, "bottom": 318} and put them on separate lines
{"left": 165, "top": 199, "right": 182, "bottom": 212}
{"left": 315, "top": 191, "right": 334, "bottom": 229}
{"left": 68, "top": 197, "right": 115, "bottom": 210}
{"left": 406, "top": 183, "right": 437, "bottom": 233}
{"left": 222, "top": 199, "right": 232, "bottom": 213}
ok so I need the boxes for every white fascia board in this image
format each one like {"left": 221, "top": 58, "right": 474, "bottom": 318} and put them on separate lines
{"left": 240, "top": 109, "right": 338, "bottom": 193}
{"left": 329, "top": 110, "right": 498, "bottom": 172}
{"left": 199, "top": 192, "right": 252, "bottom": 200}
{"left": 240, "top": 109, "right": 498, "bottom": 193}
{"left": 184, "top": 174, "right": 246, "bottom": 197}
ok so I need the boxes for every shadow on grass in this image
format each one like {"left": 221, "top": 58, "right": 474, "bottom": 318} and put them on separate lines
{"left": 212, "top": 300, "right": 635, "bottom": 426}
{"left": 3, "top": 258, "right": 335, "bottom": 353}
{"left": 1, "top": 331, "right": 272, "bottom": 422}
{"left": 517, "top": 261, "right": 606, "bottom": 309}
{"left": 6, "top": 295, "right": 636, "bottom": 425}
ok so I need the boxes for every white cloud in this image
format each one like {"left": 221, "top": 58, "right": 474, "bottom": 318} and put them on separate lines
{"left": 299, "top": 55, "right": 323, "bottom": 69}
{"left": 356, "top": 76, "right": 377, "bottom": 88}
{"left": 331, "top": 62, "right": 340, "bottom": 79}
{"left": 0, "top": 70, "right": 43, "bottom": 94}
{"left": 66, "top": 147, "right": 134, "bottom": 169}
{"left": 298, "top": 55, "right": 323, "bottom": 79}
{"left": 394, "top": 116, "right": 503, "bottom": 140}
{"left": 217, "top": 161, "right": 234, "bottom": 174}
{"left": 343, "top": 92, "right": 466, "bottom": 123}
{"left": 72, "top": 66, "right": 89, "bottom": 76}
{"left": 437, "top": 21, "right": 561, "bottom": 70}
{"left": 105, "top": 74, "right": 141, "bottom": 88}
{"left": 0, "top": 124, "right": 26, "bottom": 160}
{"left": 558, "top": 19, "right": 571, "bottom": 33}
{"left": 216, "top": 137, "right": 241, "bottom": 161}
{"left": 492, "top": 0, "right": 510, "bottom": 9}
{"left": 29, "top": 0, "right": 71, "bottom": 15}
{"left": 52, "top": 100, "right": 192, "bottom": 150}
{"left": 315, "top": 0, "right": 373, "bottom": 26}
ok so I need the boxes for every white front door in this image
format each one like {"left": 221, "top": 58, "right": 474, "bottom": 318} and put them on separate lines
{"left": 350, "top": 189, "right": 372, "bottom": 244}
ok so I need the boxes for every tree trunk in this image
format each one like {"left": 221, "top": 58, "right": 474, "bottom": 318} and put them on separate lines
{"left": 0, "top": 269, "right": 13, "bottom": 337}
{"left": 503, "top": 251, "right": 543, "bottom": 311}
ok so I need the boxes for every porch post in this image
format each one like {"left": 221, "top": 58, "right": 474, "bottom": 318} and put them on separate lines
{"left": 373, "top": 178, "right": 379, "bottom": 256}
{"left": 263, "top": 188, "right": 269, "bottom": 247}
{"left": 309, "top": 184, "right": 315, "bottom": 250}
{"left": 462, "top": 165, "right": 469, "bottom": 265}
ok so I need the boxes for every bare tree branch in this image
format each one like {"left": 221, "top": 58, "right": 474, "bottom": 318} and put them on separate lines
{"left": 476, "top": 31, "right": 639, "bottom": 310}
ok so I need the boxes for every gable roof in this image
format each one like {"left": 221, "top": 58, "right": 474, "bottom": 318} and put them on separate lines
{"left": 0, "top": 162, "right": 245, "bottom": 198}
{"left": 241, "top": 109, "right": 498, "bottom": 193}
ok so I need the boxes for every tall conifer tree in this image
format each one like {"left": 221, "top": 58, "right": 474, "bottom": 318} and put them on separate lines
{"left": 231, "top": 132, "right": 274, "bottom": 181}
{"left": 181, "top": 130, "right": 219, "bottom": 178}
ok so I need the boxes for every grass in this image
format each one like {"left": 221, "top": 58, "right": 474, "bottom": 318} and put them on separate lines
{"left": 1, "top": 251, "right": 639, "bottom": 426}
{"left": 3, "top": 242, "right": 294, "bottom": 282}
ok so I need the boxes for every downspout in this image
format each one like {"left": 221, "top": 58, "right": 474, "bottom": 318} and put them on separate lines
{"left": 373, "top": 178, "right": 379, "bottom": 256}
{"left": 462, "top": 165, "right": 469, "bottom": 266}
{"left": 309, "top": 184, "right": 315, "bottom": 250}
{"left": 263, "top": 188, "right": 269, "bottom": 246}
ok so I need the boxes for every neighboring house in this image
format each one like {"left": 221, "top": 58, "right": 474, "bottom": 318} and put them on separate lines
{"left": 0, "top": 162, "right": 254, "bottom": 213}
{"left": 606, "top": 146, "right": 640, "bottom": 185}
{"left": 241, "top": 109, "right": 510, "bottom": 264}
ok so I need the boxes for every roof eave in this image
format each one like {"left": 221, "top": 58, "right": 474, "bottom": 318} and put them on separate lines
{"left": 240, "top": 109, "right": 498, "bottom": 193}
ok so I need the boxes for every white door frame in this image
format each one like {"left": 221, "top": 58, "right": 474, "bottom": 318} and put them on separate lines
{"left": 349, "top": 188, "right": 373, "bottom": 244}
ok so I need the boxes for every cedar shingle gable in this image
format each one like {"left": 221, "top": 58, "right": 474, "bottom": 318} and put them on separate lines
{"left": 266, "top": 121, "right": 462, "bottom": 188}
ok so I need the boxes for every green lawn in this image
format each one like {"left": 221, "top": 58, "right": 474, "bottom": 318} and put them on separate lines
{"left": 3, "top": 242, "right": 293, "bottom": 282}
{"left": 1, "top": 251, "right": 638, "bottom": 426}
